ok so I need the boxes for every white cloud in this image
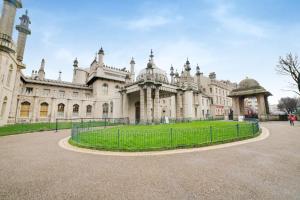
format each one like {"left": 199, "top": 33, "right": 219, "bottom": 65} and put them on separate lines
{"left": 212, "top": 3, "right": 267, "bottom": 38}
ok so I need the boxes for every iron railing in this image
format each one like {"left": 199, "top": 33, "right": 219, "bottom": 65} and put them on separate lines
{"left": 70, "top": 121, "right": 260, "bottom": 151}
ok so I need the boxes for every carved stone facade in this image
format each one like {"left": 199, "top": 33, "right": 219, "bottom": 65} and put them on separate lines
{"left": 0, "top": 0, "right": 238, "bottom": 126}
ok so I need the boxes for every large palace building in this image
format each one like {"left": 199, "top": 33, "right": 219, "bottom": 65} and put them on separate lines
{"left": 0, "top": 0, "right": 237, "bottom": 126}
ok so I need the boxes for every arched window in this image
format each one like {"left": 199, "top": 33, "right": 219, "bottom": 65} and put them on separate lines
{"left": 57, "top": 103, "right": 65, "bottom": 117}
{"left": 110, "top": 101, "right": 113, "bottom": 113}
{"left": 73, "top": 104, "right": 79, "bottom": 116}
{"left": 40, "top": 102, "right": 49, "bottom": 118}
{"left": 102, "top": 103, "right": 109, "bottom": 118}
{"left": 86, "top": 105, "right": 92, "bottom": 116}
{"left": 1, "top": 97, "right": 8, "bottom": 117}
{"left": 20, "top": 101, "right": 30, "bottom": 118}
{"left": 102, "top": 83, "right": 108, "bottom": 95}
{"left": 6, "top": 65, "right": 13, "bottom": 87}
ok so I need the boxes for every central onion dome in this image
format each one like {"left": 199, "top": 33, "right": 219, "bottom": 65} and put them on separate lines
{"left": 136, "top": 50, "right": 169, "bottom": 84}
{"left": 238, "top": 77, "right": 260, "bottom": 89}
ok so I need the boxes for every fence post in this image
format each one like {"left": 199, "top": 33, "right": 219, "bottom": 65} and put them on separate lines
{"left": 55, "top": 119, "right": 58, "bottom": 132}
{"left": 237, "top": 124, "right": 240, "bottom": 138}
{"left": 81, "top": 118, "right": 83, "bottom": 128}
{"left": 210, "top": 126, "right": 213, "bottom": 143}
{"left": 118, "top": 129, "right": 120, "bottom": 149}
{"left": 105, "top": 118, "right": 107, "bottom": 128}
{"left": 170, "top": 128, "right": 173, "bottom": 147}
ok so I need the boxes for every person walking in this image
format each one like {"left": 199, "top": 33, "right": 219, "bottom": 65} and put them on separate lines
{"left": 291, "top": 115, "right": 296, "bottom": 126}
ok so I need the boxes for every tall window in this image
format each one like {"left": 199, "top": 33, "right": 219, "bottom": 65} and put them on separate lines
{"left": 86, "top": 105, "right": 92, "bottom": 116}
{"left": 6, "top": 65, "right": 13, "bottom": 87}
{"left": 102, "top": 103, "right": 109, "bottom": 118}
{"left": 57, "top": 103, "right": 65, "bottom": 117}
{"left": 20, "top": 101, "right": 30, "bottom": 118}
{"left": 110, "top": 101, "right": 113, "bottom": 113}
{"left": 73, "top": 104, "right": 79, "bottom": 116}
{"left": 1, "top": 97, "right": 7, "bottom": 117}
{"left": 102, "top": 83, "right": 108, "bottom": 95}
{"left": 40, "top": 102, "right": 49, "bottom": 118}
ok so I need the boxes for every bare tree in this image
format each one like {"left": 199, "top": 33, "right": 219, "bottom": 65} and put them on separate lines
{"left": 277, "top": 97, "right": 299, "bottom": 113}
{"left": 276, "top": 53, "right": 300, "bottom": 95}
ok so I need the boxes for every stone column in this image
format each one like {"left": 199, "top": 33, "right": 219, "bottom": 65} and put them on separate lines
{"left": 232, "top": 97, "right": 240, "bottom": 120}
{"left": 140, "top": 88, "right": 145, "bottom": 124}
{"left": 257, "top": 94, "right": 267, "bottom": 121}
{"left": 154, "top": 87, "right": 160, "bottom": 123}
{"left": 183, "top": 90, "right": 193, "bottom": 120}
{"left": 170, "top": 94, "right": 176, "bottom": 119}
{"left": 146, "top": 86, "right": 152, "bottom": 123}
{"left": 239, "top": 97, "right": 245, "bottom": 115}
{"left": 122, "top": 92, "right": 128, "bottom": 119}
{"left": 176, "top": 92, "right": 182, "bottom": 121}
{"left": 32, "top": 96, "right": 39, "bottom": 122}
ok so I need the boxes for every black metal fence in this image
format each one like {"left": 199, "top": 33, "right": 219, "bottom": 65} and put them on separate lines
{"left": 55, "top": 117, "right": 129, "bottom": 132}
{"left": 70, "top": 120, "right": 260, "bottom": 151}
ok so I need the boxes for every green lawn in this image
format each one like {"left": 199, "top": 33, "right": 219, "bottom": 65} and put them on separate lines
{"left": 70, "top": 121, "right": 260, "bottom": 152}
{"left": 0, "top": 120, "right": 116, "bottom": 137}
{"left": 0, "top": 122, "right": 70, "bottom": 136}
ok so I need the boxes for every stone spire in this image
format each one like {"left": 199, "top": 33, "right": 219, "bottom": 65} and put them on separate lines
{"left": 196, "top": 64, "right": 201, "bottom": 76}
{"left": 130, "top": 57, "right": 135, "bottom": 82}
{"left": 185, "top": 58, "right": 191, "bottom": 72}
{"left": 98, "top": 47, "right": 104, "bottom": 65}
{"left": 16, "top": 9, "right": 31, "bottom": 62}
{"left": 38, "top": 58, "right": 45, "bottom": 80}
{"left": 170, "top": 65, "right": 175, "bottom": 84}
{"left": 73, "top": 58, "right": 78, "bottom": 68}
{"left": 58, "top": 71, "right": 62, "bottom": 81}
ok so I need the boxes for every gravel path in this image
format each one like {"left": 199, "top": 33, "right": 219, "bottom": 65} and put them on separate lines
{"left": 0, "top": 121, "right": 299, "bottom": 200}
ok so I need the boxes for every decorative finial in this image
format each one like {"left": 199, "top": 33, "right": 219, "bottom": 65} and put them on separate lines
{"left": 150, "top": 49, "right": 154, "bottom": 59}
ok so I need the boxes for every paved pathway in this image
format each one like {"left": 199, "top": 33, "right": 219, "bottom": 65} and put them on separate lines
{"left": 0, "top": 122, "right": 299, "bottom": 200}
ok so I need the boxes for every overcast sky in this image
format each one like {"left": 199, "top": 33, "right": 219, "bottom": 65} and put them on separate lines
{"left": 2, "top": 0, "right": 300, "bottom": 104}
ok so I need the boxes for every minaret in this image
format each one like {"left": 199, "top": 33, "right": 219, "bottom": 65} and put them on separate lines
{"left": 170, "top": 65, "right": 175, "bottom": 84}
{"left": 58, "top": 71, "right": 62, "bottom": 81}
{"left": 185, "top": 58, "right": 191, "bottom": 73}
{"left": 72, "top": 58, "right": 78, "bottom": 82}
{"left": 196, "top": 64, "right": 201, "bottom": 90}
{"left": 130, "top": 57, "right": 135, "bottom": 82}
{"left": 0, "top": 0, "right": 22, "bottom": 38}
{"left": 16, "top": 10, "right": 31, "bottom": 62}
{"left": 38, "top": 59, "right": 46, "bottom": 80}
{"left": 73, "top": 57, "right": 78, "bottom": 69}
{"left": 98, "top": 47, "right": 104, "bottom": 66}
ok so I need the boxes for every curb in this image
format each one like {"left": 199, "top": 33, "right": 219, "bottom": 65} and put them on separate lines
{"left": 58, "top": 127, "right": 270, "bottom": 157}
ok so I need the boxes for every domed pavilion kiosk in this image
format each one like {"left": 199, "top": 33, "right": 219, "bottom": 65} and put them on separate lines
{"left": 228, "top": 78, "right": 272, "bottom": 121}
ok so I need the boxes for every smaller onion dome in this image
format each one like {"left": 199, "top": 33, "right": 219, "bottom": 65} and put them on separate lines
{"left": 130, "top": 57, "right": 135, "bottom": 65}
{"left": 196, "top": 64, "right": 200, "bottom": 76}
{"left": 98, "top": 47, "right": 104, "bottom": 55}
{"left": 147, "top": 60, "right": 153, "bottom": 69}
{"left": 73, "top": 58, "right": 78, "bottom": 67}
{"left": 170, "top": 65, "right": 175, "bottom": 76}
